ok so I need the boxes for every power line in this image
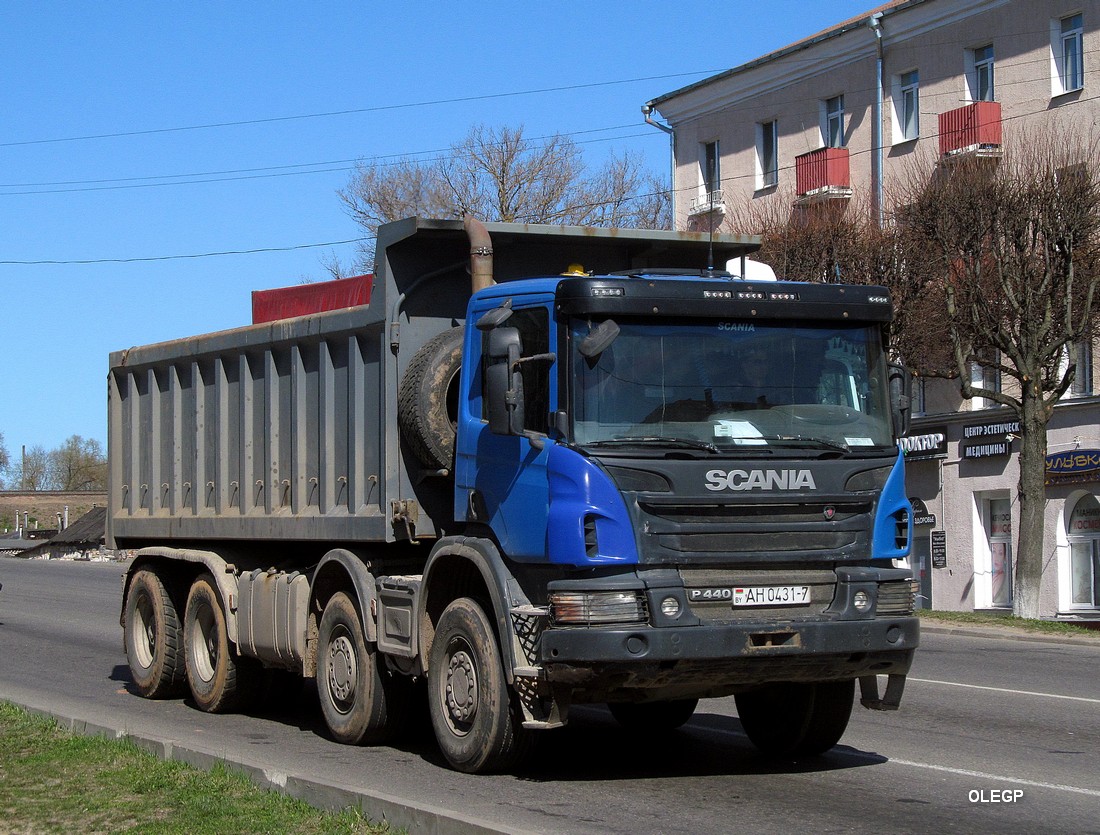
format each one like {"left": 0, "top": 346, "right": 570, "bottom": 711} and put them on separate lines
{"left": 0, "top": 128, "right": 658, "bottom": 195}
{"left": 0, "top": 72, "right": 724, "bottom": 149}
{"left": 0, "top": 238, "right": 368, "bottom": 266}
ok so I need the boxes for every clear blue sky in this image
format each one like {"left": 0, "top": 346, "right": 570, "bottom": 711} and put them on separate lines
{"left": 2, "top": 1, "right": 876, "bottom": 455}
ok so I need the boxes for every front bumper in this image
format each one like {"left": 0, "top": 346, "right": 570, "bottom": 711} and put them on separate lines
{"left": 537, "top": 616, "right": 918, "bottom": 699}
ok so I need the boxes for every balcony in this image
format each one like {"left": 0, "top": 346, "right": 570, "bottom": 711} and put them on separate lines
{"left": 688, "top": 190, "right": 726, "bottom": 216}
{"left": 939, "top": 101, "right": 1002, "bottom": 159}
{"left": 794, "top": 147, "right": 852, "bottom": 203}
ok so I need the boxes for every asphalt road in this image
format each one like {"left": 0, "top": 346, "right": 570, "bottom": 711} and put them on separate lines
{"left": 2, "top": 556, "right": 1098, "bottom": 834}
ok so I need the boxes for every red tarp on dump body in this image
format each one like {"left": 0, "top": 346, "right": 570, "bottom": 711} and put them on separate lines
{"left": 251, "top": 274, "right": 373, "bottom": 324}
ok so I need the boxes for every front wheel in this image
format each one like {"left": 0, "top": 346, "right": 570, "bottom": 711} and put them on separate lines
{"left": 428, "top": 598, "right": 532, "bottom": 773}
{"left": 184, "top": 573, "right": 257, "bottom": 713}
{"left": 735, "top": 680, "right": 854, "bottom": 757}
{"left": 608, "top": 698, "right": 698, "bottom": 731}
{"left": 316, "top": 591, "right": 408, "bottom": 745}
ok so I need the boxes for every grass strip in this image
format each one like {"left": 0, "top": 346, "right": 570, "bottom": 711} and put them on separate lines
{"left": 0, "top": 702, "right": 397, "bottom": 835}
{"left": 918, "top": 608, "right": 1100, "bottom": 636}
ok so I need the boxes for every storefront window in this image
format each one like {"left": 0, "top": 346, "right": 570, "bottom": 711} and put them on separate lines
{"left": 988, "top": 498, "right": 1012, "bottom": 608}
{"left": 1066, "top": 495, "right": 1100, "bottom": 608}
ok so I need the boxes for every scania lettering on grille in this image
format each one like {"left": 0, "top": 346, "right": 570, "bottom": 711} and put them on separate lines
{"left": 705, "top": 469, "right": 817, "bottom": 491}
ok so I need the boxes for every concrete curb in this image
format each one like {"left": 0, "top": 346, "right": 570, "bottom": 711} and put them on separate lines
{"left": 920, "top": 623, "right": 1100, "bottom": 645}
{"left": 9, "top": 699, "right": 532, "bottom": 835}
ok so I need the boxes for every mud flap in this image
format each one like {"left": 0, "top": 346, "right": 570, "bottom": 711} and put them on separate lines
{"left": 858, "top": 673, "right": 906, "bottom": 710}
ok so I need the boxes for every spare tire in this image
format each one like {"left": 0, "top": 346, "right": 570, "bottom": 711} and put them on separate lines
{"left": 399, "top": 327, "right": 465, "bottom": 470}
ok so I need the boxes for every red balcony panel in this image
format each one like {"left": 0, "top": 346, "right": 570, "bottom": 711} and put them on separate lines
{"left": 939, "top": 101, "right": 1002, "bottom": 157}
{"left": 795, "top": 147, "right": 851, "bottom": 196}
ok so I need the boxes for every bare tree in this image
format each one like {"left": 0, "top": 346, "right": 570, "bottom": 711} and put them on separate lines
{"left": 0, "top": 431, "right": 8, "bottom": 489}
{"left": 47, "top": 435, "right": 107, "bottom": 491}
{"left": 731, "top": 193, "right": 951, "bottom": 372}
{"left": 340, "top": 124, "right": 671, "bottom": 269}
{"left": 901, "top": 135, "right": 1100, "bottom": 618}
{"left": 11, "top": 445, "right": 49, "bottom": 491}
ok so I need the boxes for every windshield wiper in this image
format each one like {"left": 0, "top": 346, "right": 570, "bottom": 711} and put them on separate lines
{"left": 762, "top": 436, "right": 851, "bottom": 453}
{"left": 587, "top": 436, "right": 721, "bottom": 454}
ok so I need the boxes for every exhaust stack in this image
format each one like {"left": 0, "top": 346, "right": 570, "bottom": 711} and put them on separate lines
{"left": 464, "top": 214, "right": 495, "bottom": 293}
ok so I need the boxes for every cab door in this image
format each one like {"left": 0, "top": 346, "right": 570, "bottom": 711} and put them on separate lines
{"left": 455, "top": 302, "right": 557, "bottom": 562}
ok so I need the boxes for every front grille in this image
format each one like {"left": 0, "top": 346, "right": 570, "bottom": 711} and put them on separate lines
{"left": 877, "top": 580, "right": 916, "bottom": 615}
{"left": 639, "top": 500, "right": 872, "bottom": 560}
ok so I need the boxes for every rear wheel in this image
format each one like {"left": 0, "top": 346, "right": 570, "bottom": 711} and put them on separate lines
{"left": 316, "top": 591, "right": 408, "bottom": 745}
{"left": 608, "top": 698, "right": 698, "bottom": 731}
{"left": 428, "top": 597, "right": 532, "bottom": 773}
{"left": 124, "top": 569, "right": 185, "bottom": 698}
{"left": 735, "top": 680, "right": 854, "bottom": 757}
{"left": 184, "top": 573, "right": 257, "bottom": 713}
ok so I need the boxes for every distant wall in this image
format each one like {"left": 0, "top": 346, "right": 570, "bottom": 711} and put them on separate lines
{"left": 0, "top": 492, "right": 107, "bottom": 533}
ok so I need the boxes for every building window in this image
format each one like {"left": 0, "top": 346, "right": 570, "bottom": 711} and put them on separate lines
{"left": 970, "top": 357, "right": 1000, "bottom": 409}
{"left": 911, "top": 377, "right": 926, "bottom": 417}
{"left": 986, "top": 497, "right": 1013, "bottom": 608}
{"left": 894, "top": 70, "right": 920, "bottom": 142}
{"left": 756, "top": 121, "right": 778, "bottom": 189}
{"left": 823, "top": 95, "right": 845, "bottom": 148}
{"left": 969, "top": 44, "right": 995, "bottom": 101}
{"left": 1070, "top": 339, "right": 1094, "bottom": 396}
{"left": 1067, "top": 495, "right": 1100, "bottom": 607}
{"left": 1053, "top": 13, "right": 1084, "bottom": 95}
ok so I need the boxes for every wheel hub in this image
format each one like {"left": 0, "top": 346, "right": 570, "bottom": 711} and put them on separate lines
{"left": 327, "top": 635, "right": 357, "bottom": 707}
{"left": 445, "top": 648, "right": 478, "bottom": 726}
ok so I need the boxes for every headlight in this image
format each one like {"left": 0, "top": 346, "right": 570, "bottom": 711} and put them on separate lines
{"left": 548, "top": 591, "right": 648, "bottom": 625}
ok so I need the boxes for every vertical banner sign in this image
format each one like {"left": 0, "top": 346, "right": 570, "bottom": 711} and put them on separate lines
{"left": 931, "top": 530, "right": 947, "bottom": 568}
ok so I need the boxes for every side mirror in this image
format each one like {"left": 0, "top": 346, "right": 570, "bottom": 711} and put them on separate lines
{"left": 486, "top": 327, "right": 524, "bottom": 435}
{"left": 888, "top": 363, "right": 912, "bottom": 438}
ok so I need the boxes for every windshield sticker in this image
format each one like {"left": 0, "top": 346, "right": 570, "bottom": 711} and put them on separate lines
{"left": 845, "top": 437, "right": 875, "bottom": 446}
{"left": 715, "top": 420, "right": 767, "bottom": 445}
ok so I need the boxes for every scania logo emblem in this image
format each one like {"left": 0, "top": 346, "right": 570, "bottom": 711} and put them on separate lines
{"left": 704, "top": 469, "right": 817, "bottom": 491}
{"left": 823, "top": 505, "right": 836, "bottom": 520}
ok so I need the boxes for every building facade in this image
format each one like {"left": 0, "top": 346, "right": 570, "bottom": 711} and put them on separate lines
{"left": 647, "top": 0, "right": 1100, "bottom": 620}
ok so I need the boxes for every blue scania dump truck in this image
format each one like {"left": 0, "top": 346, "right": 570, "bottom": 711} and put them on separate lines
{"left": 111, "top": 216, "right": 918, "bottom": 773}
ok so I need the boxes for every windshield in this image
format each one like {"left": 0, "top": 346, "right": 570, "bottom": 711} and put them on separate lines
{"left": 570, "top": 317, "right": 895, "bottom": 453}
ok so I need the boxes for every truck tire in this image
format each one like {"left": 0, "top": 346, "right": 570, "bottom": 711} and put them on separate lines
{"left": 184, "top": 573, "right": 257, "bottom": 713}
{"left": 735, "top": 680, "right": 854, "bottom": 758}
{"left": 316, "top": 591, "right": 408, "bottom": 745}
{"left": 608, "top": 698, "right": 698, "bottom": 731}
{"left": 428, "top": 597, "right": 532, "bottom": 773}
{"left": 398, "top": 327, "right": 464, "bottom": 470}
{"left": 124, "top": 569, "right": 185, "bottom": 699}
{"left": 792, "top": 679, "right": 855, "bottom": 757}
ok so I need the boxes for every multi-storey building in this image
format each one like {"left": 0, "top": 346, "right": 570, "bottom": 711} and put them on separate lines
{"left": 646, "top": 0, "right": 1100, "bottom": 620}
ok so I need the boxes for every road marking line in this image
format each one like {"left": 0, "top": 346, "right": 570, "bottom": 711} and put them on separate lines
{"left": 884, "top": 758, "right": 1100, "bottom": 797}
{"left": 910, "top": 677, "right": 1100, "bottom": 705}
{"left": 701, "top": 726, "right": 1100, "bottom": 797}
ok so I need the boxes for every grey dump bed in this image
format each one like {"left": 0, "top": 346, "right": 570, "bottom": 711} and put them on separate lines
{"left": 107, "top": 305, "right": 400, "bottom": 547}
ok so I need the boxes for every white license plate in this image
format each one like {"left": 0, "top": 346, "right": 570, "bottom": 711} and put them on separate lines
{"left": 732, "top": 585, "right": 810, "bottom": 606}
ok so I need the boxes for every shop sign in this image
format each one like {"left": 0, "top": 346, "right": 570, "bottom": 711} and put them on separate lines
{"left": 901, "top": 426, "right": 949, "bottom": 460}
{"left": 909, "top": 497, "right": 937, "bottom": 527}
{"left": 931, "top": 530, "right": 947, "bottom": 568}
{"left": 1045, "top": 449, "right": 1100, "bottom": 486}
{"left": 962, "top": 419, "right": 1020, "bottom": 459}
